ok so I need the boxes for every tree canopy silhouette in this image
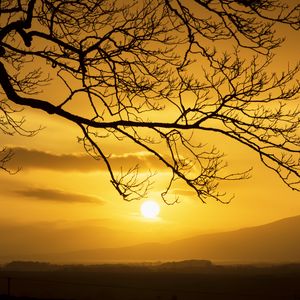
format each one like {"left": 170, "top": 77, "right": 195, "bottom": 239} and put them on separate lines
{"left": 0, "top": 0, "right": 300, "bottom": 203}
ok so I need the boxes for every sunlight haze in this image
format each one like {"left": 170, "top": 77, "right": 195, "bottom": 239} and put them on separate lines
{"left": 0, "top": 0, "right": 300, "bottom": 264}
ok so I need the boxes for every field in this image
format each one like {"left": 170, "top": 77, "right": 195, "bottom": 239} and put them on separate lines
{"left": 1, "top": 263, "right": 300, "bottom": 300}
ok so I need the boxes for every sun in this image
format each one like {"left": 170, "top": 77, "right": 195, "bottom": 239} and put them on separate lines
{"left": 140, "top": 200, "right": 160, "bottom": 219}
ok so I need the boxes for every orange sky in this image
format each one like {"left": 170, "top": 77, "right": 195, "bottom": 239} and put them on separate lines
{"left": 0, "top": 1, "right": 300, "bottom": 259}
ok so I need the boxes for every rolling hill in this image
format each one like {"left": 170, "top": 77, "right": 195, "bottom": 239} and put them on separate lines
{"left": 46, "top": 214, "right": 300, "bottom": 263}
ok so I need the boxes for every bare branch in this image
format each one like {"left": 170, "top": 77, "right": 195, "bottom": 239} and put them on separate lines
{"left": 0, "top": 0, "right": 299, "bottom": 202}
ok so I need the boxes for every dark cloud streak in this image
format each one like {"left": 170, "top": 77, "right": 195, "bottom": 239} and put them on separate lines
{"left": 8, "top": 147, "right": 163, "bottom": 172}
{"left": 14, "top": 188, "right": 104, "bottom": 204}
{"left": 10, "top": 147, "right": 98, "bottom": 172}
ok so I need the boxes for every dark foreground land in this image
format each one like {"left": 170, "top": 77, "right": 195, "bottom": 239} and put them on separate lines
{"left": 1, "top": 261, "right": 300, "bottom": 300}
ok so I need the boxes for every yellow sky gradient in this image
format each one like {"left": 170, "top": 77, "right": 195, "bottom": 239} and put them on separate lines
{"left": 1, "top": 105, "right": 300, "bottom": 253}
{"left": 1, "top": 1, "right": 300, "bottom": 258}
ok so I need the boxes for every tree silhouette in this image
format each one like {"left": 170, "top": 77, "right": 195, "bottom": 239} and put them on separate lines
{"left": 0, "top": 100, "right": 37, "bottom": 173}
{"left": 0, "top": 147, "right": 14, "bottom": 173}
{"left": 0, "top": 0, "right": 299, "bottom": 203}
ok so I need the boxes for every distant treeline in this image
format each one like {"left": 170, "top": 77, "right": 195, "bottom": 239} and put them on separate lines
{"left": 0, "top": 259, "right": 212, "bottom": 273}
{"left": 1, "top": 260, "right": 300, "bottom": 274}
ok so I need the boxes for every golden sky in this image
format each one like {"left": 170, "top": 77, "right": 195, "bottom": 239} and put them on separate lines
{"left": 0, "top": 1, "right": 300, "bottom": 258}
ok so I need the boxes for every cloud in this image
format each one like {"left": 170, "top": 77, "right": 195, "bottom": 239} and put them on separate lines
{"left": 13, "top": 188, "right": 104, "bottom": 204}
{"left": 9, "top": 147, "right": 99, "bottom": 172}
{"left": 7, "top": 147, "right": 164, "bottom": 172}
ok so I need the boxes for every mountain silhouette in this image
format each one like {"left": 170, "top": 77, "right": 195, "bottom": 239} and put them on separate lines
{"left": 45, "top": 214, "right": 300, "bottom": 263}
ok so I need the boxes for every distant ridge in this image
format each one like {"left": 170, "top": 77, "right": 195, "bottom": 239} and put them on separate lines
{"left": 1, "top": 215, "right": 300, "bottom": 264}
{"left": 42, "top": 214, "right": 300, "bottom": 263}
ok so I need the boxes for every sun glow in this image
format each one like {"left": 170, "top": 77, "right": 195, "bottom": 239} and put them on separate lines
{"left": 140, "top": 200, "right": 160, "bottom": 219}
